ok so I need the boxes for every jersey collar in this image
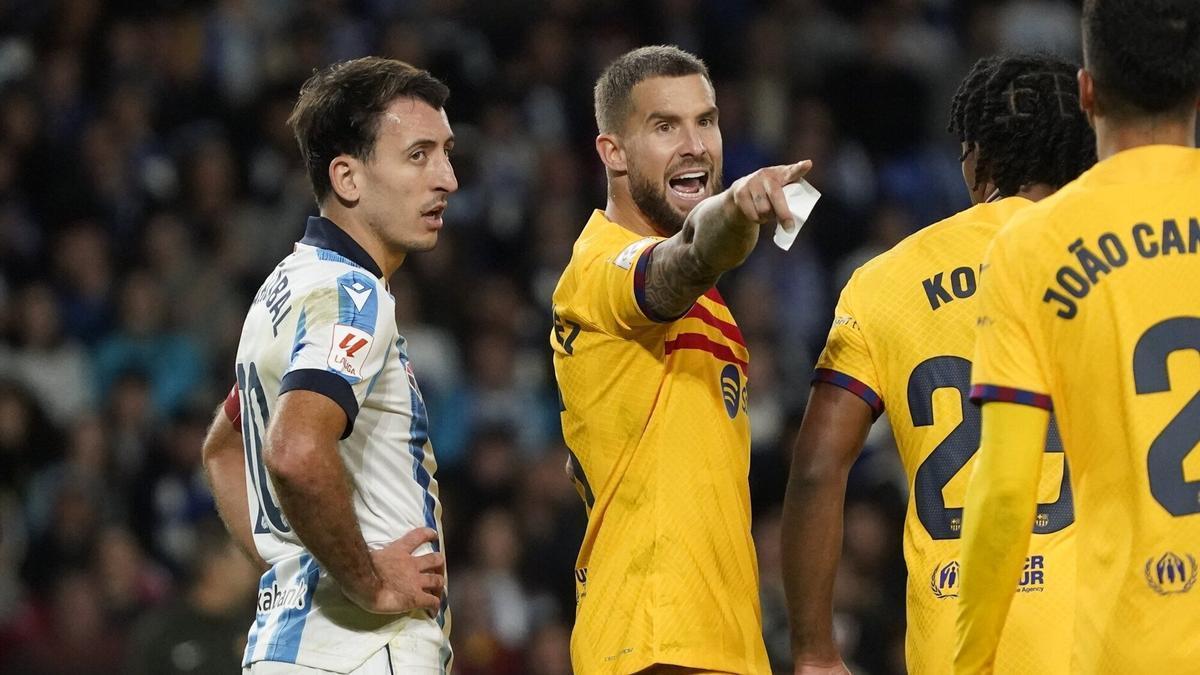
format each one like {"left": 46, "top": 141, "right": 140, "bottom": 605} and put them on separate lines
{"left": 298, "top": 216, "right": 384, "bottom": 278}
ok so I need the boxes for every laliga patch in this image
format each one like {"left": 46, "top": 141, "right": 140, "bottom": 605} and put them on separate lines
{"left": 614, "top": 238, "right": 654, "bottom": 270}
{"left": 328, "top": 324, "right": 373, "bottom": 381}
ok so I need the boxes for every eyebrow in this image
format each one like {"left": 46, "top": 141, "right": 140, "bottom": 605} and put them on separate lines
{"left": 645, "top": 106, "right": 719, "bottom": 123}
{"left": 403, "top": 134, "right": 455, "bottom": 153}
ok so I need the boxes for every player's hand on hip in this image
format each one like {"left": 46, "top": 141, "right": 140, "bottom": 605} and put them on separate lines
{"left": 355, "top": 527, "right": 445, "bottom": 614}
{"left": 727, "top": 159, "right": 812, "bottom": 231}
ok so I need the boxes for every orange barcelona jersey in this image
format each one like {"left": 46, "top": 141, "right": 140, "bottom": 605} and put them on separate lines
{"left": 816, "top": 197, "right": 1075, "bottom": 674}
{"left": 971, "top": 146, "right": 1200, "bottom": 673}
{"left": 550, "top": 210, "right": 770, "bottom": 675}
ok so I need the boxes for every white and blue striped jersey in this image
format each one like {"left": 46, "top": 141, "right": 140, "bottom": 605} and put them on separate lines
{"left": 233, "top": 216, "right": 451, "bottom": 673}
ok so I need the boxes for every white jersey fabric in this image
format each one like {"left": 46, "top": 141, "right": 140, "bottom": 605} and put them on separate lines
{"left": 233, "top": 216, "right": 451, "bottom": 673}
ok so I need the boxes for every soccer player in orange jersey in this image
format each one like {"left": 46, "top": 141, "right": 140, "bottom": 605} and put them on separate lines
{"left": 550, "top": 45, "right": 811, "bottom": 675}
{"left": 956, "top": 1, "right": 1200, "bottom": 672}
{"left": 780, "top": 54, "right": 1095, "bottom": 675}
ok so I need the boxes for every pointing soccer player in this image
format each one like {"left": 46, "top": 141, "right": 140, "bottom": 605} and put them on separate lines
{"left": 202, "top": 57, "right": 457, "bottom": 674}
{"left": 781, "top": 54, "right": 1095, "bottom": 675}
{"left": 550, "top": 45, "right": 810, "bottom": 674}
{"left": 956, "top": 1, "right": 1200, "bottom": 672}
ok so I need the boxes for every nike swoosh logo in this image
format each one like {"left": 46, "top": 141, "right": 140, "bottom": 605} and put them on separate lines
{"left": 343, "top": 284, "right": 372, "bottom": 312}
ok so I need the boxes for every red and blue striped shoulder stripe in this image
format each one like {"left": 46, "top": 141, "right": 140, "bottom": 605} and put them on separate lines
{"left": 813, "top": 368, "right": 884, "bottom": 419}
{"left": 969, "top": 384, "right": 1054, "bottom": 411}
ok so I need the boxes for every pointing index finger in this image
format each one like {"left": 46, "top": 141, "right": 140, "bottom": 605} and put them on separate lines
{"left": 782, "top": 159, "right": 813, "bottom": 185}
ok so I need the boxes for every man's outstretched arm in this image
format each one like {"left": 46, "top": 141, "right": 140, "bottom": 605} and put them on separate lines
{"left": 641, "top": 160, "right": 812, "bottom": 318}
{"left": 782, "top": 383, "right": 874, "bottom": 675}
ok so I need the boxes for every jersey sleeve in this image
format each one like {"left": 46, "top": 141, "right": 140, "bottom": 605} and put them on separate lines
{"left": 970, "top": 228, "right": 1053, "bottom": 410}
{"left": 280, "top": 269, "right": 395, "bottom": 438}
{"left": 571, "top": 235, "right": 680, "bottom": 336}
{"left": 813, "top": 273, "right": 885, "bottom": 418}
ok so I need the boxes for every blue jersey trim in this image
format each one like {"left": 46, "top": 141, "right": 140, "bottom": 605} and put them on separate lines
{"left": 244, "top": 565, "right": 278, "bottom": 666}
{"left": 403, "top": 352, "right": 439, "bottom": 547}
{"left": 280, "top": 368, "right": 360, "bottom": 439}
{"left": 263, "top": 554, "right": 321, "bottom": 663}
{"left": 970, "top": 383, "right": 1054, "bottom": 411}
{"left": 812, "top": 368, "right": 885, "bottom": 419}
{"left": 300, "top": 216, "right": 383, "bottom": 278}
{"left": 289, "top": 309, "right": 308, "bottom": 366}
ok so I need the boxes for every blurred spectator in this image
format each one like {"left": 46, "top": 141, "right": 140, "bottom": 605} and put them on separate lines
{"left": 0, "top": 281, "right": 95, "bottom": 423}
{"left": 93, "top": 269, "right": 205, "bottom": 417}
{"left": 6, "top": 569, "right": 126, "bottom": 675}
{"left": 433, "top": 328, "right": 557, "bottom": 464}
{"left": 0, "top": 380, "right": 58, "bottom": 495}
{"left": 125, "top": 520, "right": 258, "bottom": 675}
{"left": 129, "top": 409, "right": 217, "bottom": 571}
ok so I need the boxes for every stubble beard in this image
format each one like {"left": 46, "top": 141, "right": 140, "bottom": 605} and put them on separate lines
{"left": 628, "top": 162, "right": 723, "bottom": 236}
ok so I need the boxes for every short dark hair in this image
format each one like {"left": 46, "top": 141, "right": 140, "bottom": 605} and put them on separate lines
{"left": 1083, "top": 0, "right": 1200, "bottom": 118}
{"left": 593, "top": 45, "right": 711, "bottom": 134}
{"left": 288, "top": 57, "right": 450, "bottom": 203}
{"left": 948, "top": 54, "right": 1096, "bottom": 197}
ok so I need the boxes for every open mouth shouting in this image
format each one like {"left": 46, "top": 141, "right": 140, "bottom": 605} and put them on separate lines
{"left": 667, "top": 167, "right": 710, "bottom": 203}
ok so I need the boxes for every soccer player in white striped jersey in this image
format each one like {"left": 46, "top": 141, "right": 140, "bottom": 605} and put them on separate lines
{"left": 200, "top": 56, "right": 458, "bottom": 674}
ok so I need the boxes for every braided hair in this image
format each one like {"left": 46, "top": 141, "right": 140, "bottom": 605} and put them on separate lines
{"left": 947, "top": 54, "right": 1096, "bottom": 197}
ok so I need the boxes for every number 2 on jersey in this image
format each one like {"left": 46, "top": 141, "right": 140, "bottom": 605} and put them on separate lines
{"left": 908, "top": 355, "right": 1075, "bottom": 540}
{"left": 1133, "top": 316, "right": 1200, "bottom": 517}
{"left": 236, "top": 362, "right": 291, "bottom": 533}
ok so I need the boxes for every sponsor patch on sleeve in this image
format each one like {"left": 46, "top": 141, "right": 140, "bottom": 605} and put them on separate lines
{"left": 613, "top": 238, "right": 655, "bottom": 270}
{"left": 327, "top": 324, "right": 373, "bottom": 381}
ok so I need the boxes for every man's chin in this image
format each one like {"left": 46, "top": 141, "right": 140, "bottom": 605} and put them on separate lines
{"left": 394, "top": 234, "right": 438, "bottom": 254}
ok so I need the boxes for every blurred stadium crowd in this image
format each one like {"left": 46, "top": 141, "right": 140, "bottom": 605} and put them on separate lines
{"left": 0, "top": 0, "right": 1083, "bottom": 673}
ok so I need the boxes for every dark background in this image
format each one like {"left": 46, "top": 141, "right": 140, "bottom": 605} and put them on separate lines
{"left": 0, "top": 1, "right": 1085, "bottom": 673}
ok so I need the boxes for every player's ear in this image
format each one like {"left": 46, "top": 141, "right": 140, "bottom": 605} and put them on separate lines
{"left": 329, "top": 155, "right": 360, "bottom": 203}
{"left": 1077, "top": 68, "right": 1096, "bottom": 128}
{"left": 595, "top": 133, "right": 627, "bottom": 174}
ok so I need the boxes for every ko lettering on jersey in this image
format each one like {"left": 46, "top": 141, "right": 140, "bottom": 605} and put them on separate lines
{"left": 817, "top": 197, "right": 1076, "bottom": 675}
{"left": 234, "top": 216, "right": 451, "bottom": 673}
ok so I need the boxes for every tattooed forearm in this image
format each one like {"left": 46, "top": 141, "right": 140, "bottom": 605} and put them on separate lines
{"left": 640, "top": 192, "right": 760, "bottom": 320}
{"left": 642, "top": 237, "right": 723, "bottom": 320}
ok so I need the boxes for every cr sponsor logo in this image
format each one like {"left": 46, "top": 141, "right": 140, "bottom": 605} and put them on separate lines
{"left": 1016, "top": 555, "right": 1046, "bottom": 593}
{"left": 931, "top": 555, "right": 1048, "bottom": 599}
{"left": 1145, "top": 552, "right": 1198, "bottom": 595}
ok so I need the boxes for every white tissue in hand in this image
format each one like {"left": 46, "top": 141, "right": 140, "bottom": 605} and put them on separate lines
{"left": 773, "top": 180, "right": 821, "bottom": 251}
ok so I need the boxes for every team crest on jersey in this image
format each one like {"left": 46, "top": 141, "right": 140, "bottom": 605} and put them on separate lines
{"left": 328, "top": 324, "right": 373, "bottom": 380}
{"left": 930, "top": 560, "right": 960, "bottom": 599}
{"left": 1145, "top": 551, "right": 1198, "bottom": 595}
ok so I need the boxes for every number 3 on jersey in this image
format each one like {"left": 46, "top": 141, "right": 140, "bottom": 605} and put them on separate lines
{"left": 236, "top": 362, "right": 291, "bottom": 533}
{"left": 909, "top": 355, "right": 1074, "bottom": 540}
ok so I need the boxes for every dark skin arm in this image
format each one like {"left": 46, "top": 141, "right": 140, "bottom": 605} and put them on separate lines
{"left": 781, "top": 383, "right": 875, "bottom": 674}
{"left": 641, "top": 160, "right": 812, "bottom": 319}
{"left": 265, "top": 389, "right": 445, "bottom": 614}
{"left": 201, "top": 403, "right": 269, "bottom": 571}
